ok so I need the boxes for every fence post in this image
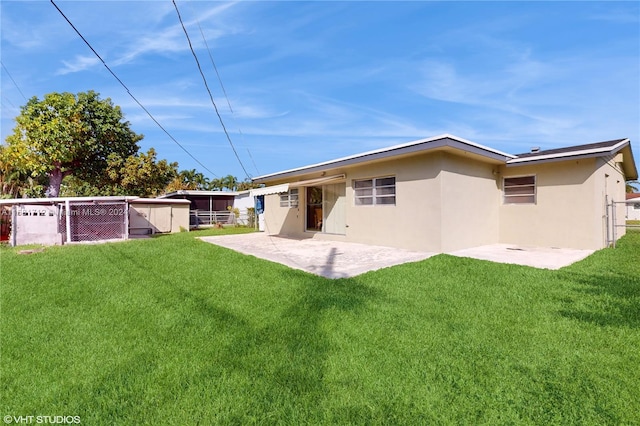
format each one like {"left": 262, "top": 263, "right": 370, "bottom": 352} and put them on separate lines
{"left": 10, "top": 205, "right": 17, "bottom": 247}
{"left": 612, "top": 199, "right": 617, "bottom": 248}
{"left": 124, "top": 201, "right": 130, "bottom": 240}
{"left": 65, "top": 199, "right": 72, "bottom": 244}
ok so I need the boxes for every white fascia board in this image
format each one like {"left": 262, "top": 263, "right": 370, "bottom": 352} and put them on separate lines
{"left": 0, "top": 196, "right": 139, "bottom": 205}
{"left": 507, "top": 139, "right": 630, "bottom": 165}
{"left": 253, "top": 134, "right": 514, "bottom": 183}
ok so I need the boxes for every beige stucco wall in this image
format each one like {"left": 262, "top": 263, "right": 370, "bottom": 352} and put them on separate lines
{"left": 439, "top": 154, "right": 500, "bottom": 252}
{"left": 262, "top": 150, "right": 628, "bottom": 252}
{"left": 498, "top": 157, "right": 619, "bottom": 250}
{"left": 262, "top": 151, "right": 501, "bottom": 252}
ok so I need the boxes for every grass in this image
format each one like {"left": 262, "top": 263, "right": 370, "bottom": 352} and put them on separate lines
{"left": 1, "top": 229, "right": 639, "bottom": 425}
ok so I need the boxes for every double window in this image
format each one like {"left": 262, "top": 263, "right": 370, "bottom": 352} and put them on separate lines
{"left": 354, "top": 176, "right": 396, "bottom": 205}
{"left": 280, "top": 188, "right": 299, "bottom": 208}
{"left": 503, "top": 176, "right": 536, "bottom": 204}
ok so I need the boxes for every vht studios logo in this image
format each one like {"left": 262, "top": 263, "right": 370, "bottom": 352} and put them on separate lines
{"left": 3, "top": 415, "right": 81, "bottom": 424}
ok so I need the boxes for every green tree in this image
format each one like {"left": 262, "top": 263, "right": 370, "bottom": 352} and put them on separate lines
{"left": 105, "top": 148, "right": 177, "bottom": 197}
{"left": 3, "top": 91, "right": 142, "bottom": 197}
{"left": 627, "top": 180, "right": 639, "bottom": 193}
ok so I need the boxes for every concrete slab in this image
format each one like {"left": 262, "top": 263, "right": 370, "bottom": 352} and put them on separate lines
{"left": 200, "top": 233, "right": 596, "bottom": 278}
{"left": 200, "top": 233, "right": 436, "bottom": 279}
{"left": 448, "top": 244, "right": 594, "bottom": 270}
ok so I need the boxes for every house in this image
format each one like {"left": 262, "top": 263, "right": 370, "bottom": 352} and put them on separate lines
{"left": 251, "top": 134, "right": 637, "bottom": 252}
{"left": 627, "top": 193, "right": 640, "bottom": 221}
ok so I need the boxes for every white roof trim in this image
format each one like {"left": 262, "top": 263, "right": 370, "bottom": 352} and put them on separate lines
{"left": 507, "top": 139, "right": 630, "bottom": 165}
{"left": 253, "top": 134, "right": 514, "bottom": 182}
{"left": 0, "top": 196, "right": 139, "bottom": 205}
{"left": 250, "top": 183, "right": 290, "bottom": 197}
{"left": 158, "top": 190, "right": 239, "bottom": 198}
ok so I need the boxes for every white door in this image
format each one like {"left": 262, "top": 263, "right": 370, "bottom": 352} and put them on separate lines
{"left": 323, "top": 183, "right": 346, "bottom": 235}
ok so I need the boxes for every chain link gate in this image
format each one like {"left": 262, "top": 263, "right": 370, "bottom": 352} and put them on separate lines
{"left": 59, "top": 201, "right": 128, "bottom": 243}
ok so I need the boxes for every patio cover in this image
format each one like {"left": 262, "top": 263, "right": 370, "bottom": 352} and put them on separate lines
{"left": 249, "top": 174, "right": 346, "bottom": 197}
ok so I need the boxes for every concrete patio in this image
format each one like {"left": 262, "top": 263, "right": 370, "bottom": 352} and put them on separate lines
{"left": 200, "top": 233, "right": 595, "bottom": 279}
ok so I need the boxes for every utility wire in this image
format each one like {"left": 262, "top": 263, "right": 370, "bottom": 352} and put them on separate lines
{"left": 1, "top": 61, "right": 28, "bottom": 102}
{"left": 186, "top": 2, "right": 260, "bottom": 177}
{"left": 172, "top": 0, "right": 250, "bottom": 180}
{"left": 49, "top": 0, "right": 219, "bottom": 178}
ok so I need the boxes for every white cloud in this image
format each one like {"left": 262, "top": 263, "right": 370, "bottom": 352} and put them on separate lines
{"left": 56, "top": 55, "right": 101, "bottom": 75}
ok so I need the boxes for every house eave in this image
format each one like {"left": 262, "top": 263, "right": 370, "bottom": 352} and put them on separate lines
{"left": 506, "top": 138, "right": 638, "bottom": 180}
{"left": 253, "top": 134, "right": 514, "bottom": 184}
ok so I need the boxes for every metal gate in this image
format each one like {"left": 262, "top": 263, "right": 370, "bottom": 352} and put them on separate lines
{"left": 59, "top": 201, "right": 128, "bottom": 243}
{"left": 605, "top": 198, "right": 639, "bottom": 248}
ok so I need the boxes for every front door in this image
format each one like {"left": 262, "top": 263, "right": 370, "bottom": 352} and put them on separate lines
{"left": 305, "top": 184, "right": 346, "bottom": 234}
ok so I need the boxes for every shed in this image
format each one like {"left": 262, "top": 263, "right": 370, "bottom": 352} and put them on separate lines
{"left": 0, "top": 196, "right": 190, "bottom": 247}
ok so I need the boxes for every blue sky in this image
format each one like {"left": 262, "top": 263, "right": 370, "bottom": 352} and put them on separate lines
{"left": 1, "top": 1, "right": 639, "bottom": 181}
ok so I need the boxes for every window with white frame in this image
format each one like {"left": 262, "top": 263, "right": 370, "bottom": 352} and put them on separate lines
{"left": 279, "top": 188, "right": 299, "bottom": 208}
{"left": 634, "top": 203, "right": 640, "bottom": 210}
{"left": 503, "top": 176, "right": 536, "bottom": 204}
{"left": 354, "top": 176, "right": 396, "bottom": 205}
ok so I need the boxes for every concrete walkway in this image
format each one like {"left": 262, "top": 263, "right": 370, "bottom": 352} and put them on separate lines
{"left": 200, "top": 233, "right": 595, "bottom": 279}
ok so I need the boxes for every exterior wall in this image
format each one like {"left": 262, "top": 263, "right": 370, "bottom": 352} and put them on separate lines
{"left": 129, "top": 202, "right": 189, "bottom": 234}
{"left": 233, "top": 192, "right": 254, "bottom": 225}
{"left": 439, "top": 153, "right": 500, "bottom": 252}
{"left": 262, "top": 151, "right": 500, "bottom": 252}
{"left": 170, "top": 203, "right": 190, "bottom": 233}
{"left": 262, "top": 150, "right": 629, "bottom": 252}
{"left": 499, "top": 158, "right": 601, "bottom": 249}
{"left": 263, "top": 192, "right": 304, "bottom": 237}
{"left": 344, "top": 152, "right": 443, "bottom": 251}
{"left": 14, "top": 205, "right": 62, "bottom": 246}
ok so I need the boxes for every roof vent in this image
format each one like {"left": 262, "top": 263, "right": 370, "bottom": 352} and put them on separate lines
{"left": 530, "top": 147, "right": 540, "bottom": 153}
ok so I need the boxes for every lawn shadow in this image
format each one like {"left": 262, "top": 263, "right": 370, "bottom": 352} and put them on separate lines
{"left": 94, "top": 239, "right": 381, "bottom": 420}
{"left": 556, "top": 270, "right": 640, "bottom": 328}
{"left": 217, "top": 268, "right": 380, "bottom": 415}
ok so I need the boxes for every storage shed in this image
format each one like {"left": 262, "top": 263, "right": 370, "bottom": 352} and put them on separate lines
{"left": 0, "top": 196, "right": 190, "bottom": 246}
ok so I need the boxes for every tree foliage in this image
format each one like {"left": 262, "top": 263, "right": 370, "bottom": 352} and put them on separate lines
{"left": 105, "top": 148, "right": 177, "bottom": 197}
{"left": 3, "top": 91, "right": 142, "bottom": 197}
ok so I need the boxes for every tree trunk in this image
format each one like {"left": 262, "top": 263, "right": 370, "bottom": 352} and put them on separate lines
{"left": 47, "top": 168, "right": 64, "bottom": 197}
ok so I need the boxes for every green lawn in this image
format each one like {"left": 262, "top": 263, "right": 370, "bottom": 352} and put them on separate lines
{"left": 1, "top": 229, "right": 639, "bottom": 425}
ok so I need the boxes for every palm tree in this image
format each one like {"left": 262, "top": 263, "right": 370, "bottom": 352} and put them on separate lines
{"left": 627, "top": 180, "right": 639, "bottom": 193}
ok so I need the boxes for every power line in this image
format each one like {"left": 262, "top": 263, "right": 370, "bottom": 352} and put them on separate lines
{"left": 1, "top": 61, "right": 28, "bottom": 102}
{"left": 187, "top": 5, "right": 261, "bottom": 177}
{"left": 49, "top": 0, "right": 219, "bottom": 178}
{"left": 172, "top": 0, "right": 250, "bottom": 180}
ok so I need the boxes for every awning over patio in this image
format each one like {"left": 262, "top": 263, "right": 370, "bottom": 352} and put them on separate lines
{"left": 250, "top": 183, "right": 290, "bottom": 197}
{"left": 249, "top": 174, "right": 346, "bottom": 197}
{"left": 289, "top": 174, "right": 346, "bottom": 187}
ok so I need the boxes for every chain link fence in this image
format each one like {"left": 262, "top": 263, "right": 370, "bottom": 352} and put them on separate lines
{"left": 58, "top": 202, "right": 128, "bottom": 243}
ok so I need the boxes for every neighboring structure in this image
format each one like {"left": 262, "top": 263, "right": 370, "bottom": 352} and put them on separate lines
{"left": 0, "top": 196, "right": 189, "bottom": 246}
{"left": 627, "top": 193, "right": 640, "bottom": 221}
{"left": 159, "top": 190, "right": 253, "bottom": 227}
{"left": 252, "top": 134, "right": 637, "bottom": 251}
